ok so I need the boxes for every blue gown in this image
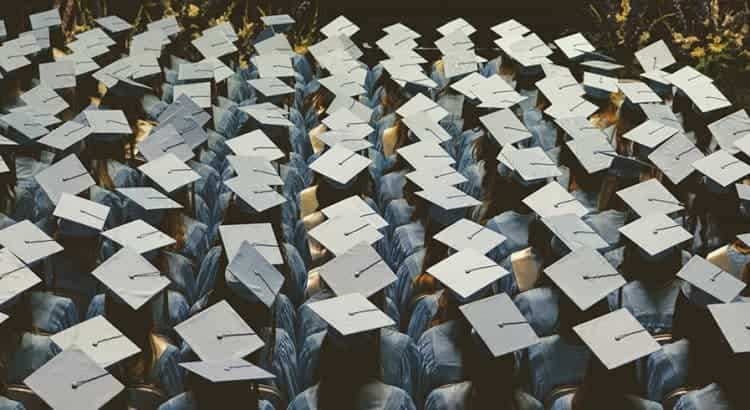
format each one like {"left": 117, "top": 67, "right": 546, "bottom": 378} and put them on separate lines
{"left": 0, "top": 397, "right": 23, "bottom": 410}
{"left": 6, "top": 333, "right": 60, "bottom": 384}
{"left": 645, "top": 339, "right": 689, "bottom": 402}
{"left": 425, "top": 382, "right": 542, "bottom": 410}
{"left": 674, "top": 383, "right": 733, "bottom": 410}
{"left": 417, "top": 321, "right": 464, "bottom": 406}
{"left": 29, "top": 291, "right": 79, "bottom": 335}
{"left": 514, "top": 287, "right": 560, "bottom": 338}
{"left": 158, "top": 393, "right": 275, "bottom": 410}
{"left": 524, "top": 335, "right": 590, "bottom": 402}
{"left": 551, "top": 393, "right": 663, "bottom": 410}
{"left": 288, "top": 382, "right": 416, "bottom": 410}
{"left": 607, "top": 279, "right": 682, "bottom": 335}
{"left": 485, "top": 211, "right": 534, "bottom": 263}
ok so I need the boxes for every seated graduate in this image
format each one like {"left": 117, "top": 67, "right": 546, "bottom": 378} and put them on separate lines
{"left": 159, "top": 359, "right": 276, "bottom": 410}
{"left": 289, "top": 293, "right": 416, "bottom": 410}
{"left": 425, "top": 293, "right": 542, "bottom": 410}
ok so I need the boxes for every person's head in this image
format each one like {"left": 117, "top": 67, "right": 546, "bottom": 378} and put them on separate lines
{"left": 571, "top": 356, "right": 636, "bottom": 410}
{"left": 559, "top": 143, "right": 605, "bottom": 194}
{"left": 620, "top": 238, "right": 682, "bottom": 284}
{"left": 462, "top": 331, "right": 521, "bottom": 410}
{"left": 316, "top": 330, "right": 382, "bottom": 409}
{"left": 558, "top": 296, "right": 608, "bottom": 343}
{"left": 186, "top": 372, "right": 260, "bottom": 409}
{"left": 313, "top": 168, "right": 373, "bottom": 210}
{"left": 104, "top": 293, "right": 154, "bottom": 348}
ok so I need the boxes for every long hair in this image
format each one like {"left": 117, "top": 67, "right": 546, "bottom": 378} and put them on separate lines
{"left": 463, "top": 344, "right": 520, "bottom": 410}
{"left": 312, "top": 170, "right": 373, "bottom": 210}
{"left": 186, "top": 371, "right": 260, "bottom": 410}
{"left": 619, "top": 237, "right": 682, "bottom": 284}
{"left": 316, "top": 331, "right": 382, "bottom": 410}
{"left": 104, "top": 293, "right": 156, "bottom": 386}
{"left": 571, "top": 357, "right": 636, "bottom": 410}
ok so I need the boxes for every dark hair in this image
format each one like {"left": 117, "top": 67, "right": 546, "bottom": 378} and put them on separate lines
{"left": 312, "top": 169, "right": 373, "bottom": 210}
{"left": 557, "top": 296, "right": 608, "bottom": 344}
{"left": 104, "top": 292, "right": 156, "bottom": 390}
{"left": 185, "top": 371, "right": 260, "bottom": 410}
{"left": 316, "top": 331, "right": 382, "bottom": 410}
{"left": 571, "top": 356, "right": 636, "bottom": 410}
{"left": 619, "top": 237, "right": 682, "bottom": 284}
{"left": 462, "top": 330, "right": 521, "bottom": 410}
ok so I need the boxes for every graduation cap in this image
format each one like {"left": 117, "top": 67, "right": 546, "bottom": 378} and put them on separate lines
{"left": 38, "top": 121, "right": 92, "bottom": 152}
{"left": 574, "top": 308, "right": 661, "bottom": 370}
{"left": 180, "top": 359, "right": 275, "bottom": 383}
{"left": 318, "top": 75, "right": 367, "bottom": 97}
{"left": 473, "top": 75, "right": 525, "bottom": 110}
{"left": 58, "top": 53, "right": 100, "bottom": 77}
{"left": 173, "top": 82, "right": 212, "bottom": 109}
{"left": 542, "top": 213, "right": 609, "bottom": 252}
{"left": 308, "top": 293, "right": 394, "bottom": 336}
{"left": 261, "top": 14, "right": 295, "bottom": 32}
{"left": 95, "top": 15, "right": 133, "bottom": 34}
{"left": 619, "top": 213, "right": 692, "bottom": 257}
{"left": 226, "top": 156, "right": 283, "bottom": 185}
{"left": 253, "top": 54, "right": 294, "bottom": 78}
{"left": 402, "top": 111, "right": 452, "bottom": 145}
{"left": 137, "top": 153, "right": 200, "bottom": 193}
{"left": 35, "top": 154, "right": 94, "bottom": 205}
{"left": 677, "top": 255, "right": 745, "bottom": 303}
{"left": 433, "top": 218, "right": 506, "bottom": 255}
{"left": 523, "top": 181, "right": 589, "bottom": 218}
{"left": 554, "top": 32, "right": 596, "bottom": 60}
{"left": 178, "top": 61, "right": 215, "bottom": 82}
{"left": 29, "top": 8, "right": 61, "bottom": 30}
{"left": 248, "top": 77, "right": 295, "bottom": 97}
{"left": 92, "top": 247, "right": 170, "bottom": 310}
{"left": 84, "top": 110, "right": 132, "bottom": 136}
{"left": 321, "top": 16, "right": 360, "bottom": 38}
{"left": 0, "top": 220, "right": 63, "bottom": 265}
{"left": 647, "top": 133, "right": 703, "bottom": 185}
{"left": 437, "top": 17, "right": 476, "bottom": 37}
{"left": 318, "top": 241, "right": 395, "bottom": 297}
{"left": 320, "top": 195, "right": 387, "bottom": 230}
{"left": 397, "top": 140, "right": 455, "bottom": 170}
{"left": 24, "top": 349, "right": 124, "bottom": 410}
{"left": 309, "top": 145, "right": 371, "bottom": 186}
{"left": 102, "top": 219, "right": 175, "bottom": 254}
{"left": 39, "top": 61, "right": 76, "bottom": 90}
{"left": 8, "top": 106, "right": 60, "bottom": 128}
{"left": 202, "top": 58, "right": 234, "bottom": 83}
{"left": 708, "top": 302, "right": 750, "bottom": 353}
{"left": 616, "top": 178, "right": 684, "bottom": 217}
{"left": 137, "top": 124, "right": 193, "bottom": 163}
{"left": 544, "top": 96, "right": 599, "bottom": 120}
{"left": 545, "top": 247, "right": 626, "bottom": 310}
{"left": 405, "top": 166, "right": 467, "bottom": 191}
{"left": 328, "top": 97, "right": 374, "bottom": 123}
{"left": 308, "top": 215, "right": 383, "bottom": 256}
{"left": 460, "top": 293, "right": 539, "bottom": 357}
{"left": 503, "top": 146, "right": 561, "bottom": 184}
{"left": 582, "top": 72, "right": 618, "bottom": 100}
{"left": 623, "top": 119, "right": 680, "bottom": 150}
{"left": 491, "top": 19, "right": 530, "bottom": 38}
{"left": 0, "top": 43, "right": 32, "bottom": 73}
{"left": 226, "top": 241, "right": 285, "bottom": 307}
{"left": 427, "top": 248, "right": 508, "bottom": 300}
{"left": 54, "top": 193, "right": 110, "bottom": 232}
{"left": 0, "top": 248, "right": 41, "bottom": 308}
{"left": 555, "top": 117, "right": 608, "bottom": 141}
{"left": 480, "top": 109, "right": 532, "bottom": 146}
{"left": 619, "top": 81, "right": 662, "bottom": 105}
{"left": 20, "top": 85, "right": 69, "bottom": 116}
{"left": 148, "top": 16, "right": 180, "bottom": 37}
{"left": 322, "top": 108, "right": 374, "bottom": 140}
{"left": 224, "top": 177, "right": 286, "bottom": 213}
{"left": 116, "top": 187, "right": 183, "bottom": 211}
{"left": 240, "top": 103, "right": 294, "bottom": 128}
{"left": 693, "top": 150, "right": 750, "bottom": 188}
{"left": 219, "top": 223, "right": 283, "bottom": 265}
{"left": 450, "top": 72, "right": 487, "bottom": 101}
{"left": 635, "top": 40, "right": 676, "bottom": 73}
{"left": 50, "top": 315, "right": 141, "bottom": 368}
{"left": 175, "top": 300, "right": 264, "bottom": 361}
{"left": 1, "top": 111, "right": 49, "bottom": 143}
{"left": 709, "top": 110, "right": 750, "bottom": 155}
{"left": 566, "top": 134, "right": 616, "bottom": 174}
{"left": 397, "top": 93, "right": 449, "bottom": 123}
{"left": 158, "top": 94, "right": 211, "bottom": 128}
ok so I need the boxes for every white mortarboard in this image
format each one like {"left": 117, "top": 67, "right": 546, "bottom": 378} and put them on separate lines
{"left": 710, "top": 110, "right": 750, "bottom": 155}
{"left": 181, "top": 359, "right": 275, "bottom": 383}
{"left": 0, "top": 20, "right": 6, "bottom": 39}
{"left": 647, "top": 133, "right": 703, "bottom": 185}
{"left": 175, "top": 300, "right": 264, "bottom": 361}
{"left": 480, "top": 109, "right": 532, "bottom": 146}
{"left": 677, "top": 255, "right": 745, "bottom": 303}
{"left": 130, "top": 30, "right": 166, "bottom": 58}
{"left": 309, "top": 293, "right": 394, "bottom": 336}
{"left": 116, "top": 187, "right": 182, "bottom": 211}
{"left": 693, "top": 150, "right": 750, "bottom": 187}
{"left": 443, "top": 51, "right": 478, "bottom": 79}
{"left": 67, "top": 37, "right": 110, "bottom": 59}
{"left": 383, "top": 22, "right": 421, "bottom": 39}
{"left": 309, "top": 145, "right": 371, "bottom": 185}
{"left": 523, "top": 181, "right": 589, "bottom": 218}
{"left": 226, "top": 156, "right": 284, "bottom": 185}
{"left": 8, "top": 106, "right": 60, "bottom": 128}
{"left": 322, "top": 108, "right": 373, "bottom": 139}
{"left": 433, "top": 218, "right": 506, "bottom": 255}
{"left": 321, "top": 16, "right": 360, "bottom": 38}
{"left": 708, "top": 302, "right": 750, "bottom": 353}
{"left": 29, "top": 8, "right": 61, "bottom": 30}
{"left": 253, "top": 54, "right": 293, "bottom": 78}
{"left": 405, "top": 166, "right": 468, "bottom": 191}
{"left": 138, "top": 153, "right": 200, "bottom": 193}
{"left": 50, "top": 316, "right": 141, "bottom": 368}
{"left": 308, "top": 215, "right": 383, "bottom": 256}
{"left": 75, "top": 28, "right": 115, "bottom": 48}
{"left": 137, "top": 124, "right": 193, "bottom": 163}
{"left": 224, "top": 178, "right": 286, "bottom": 213}
{"left": 261, "top": 14, "right": 295, "bottom": 28}
{"left": 54, "top": 193, "right": 110, "bottom": 231}
{"left": 178, "top": 61, "right": 215, "bottom": 82}
{"left": 202, "top": 58, "right": 234, "bottom": 83}
{"left": 555, "top": 117, "right": 608, "bottom": 141}
{"left": 397, "top": 140, "right": 455, "bottom": 169}
{"left": 459, "top": 293, "right": 539, "bottom": 357}
{"left": 0, "top": 44, "right": 32, "bottom": 73}
{"left": 427, "top": 248, "right": 508, "bottom": 299}
{"left": 491, "top": 19, "right": 529, "bottom": 38}
{"left": 318, "top": 75, "right": 367, "bottom": 97}
{"left": 505, "top": 146, "right": 561, "bottom": 182}
{"left": 96, "top": 15, "right": 133, "bottom": 33}
{"left": 616, "top": 179, "right": 684, "bottom": 217}
{"left": 437, "top": 18, "right": 476, "bottom": 37}
{"left": 376, "top": 32, "right": 418, "bottom": 56}
{"left": 84, "top": 110, "right": 131, "bottom": 135}
{"left": 0, "top": 248, "right": 41, "bottom": 307}
{"left": 450, "top": 72, "right": 487, "bottom": 100}
{"left": 1, "top": 111, "right": 49, "bottom": 142}
{"left": 226, "top": 241, "right": 285, "bottom": 307}
{"left": 574, "top": 308, "right": 661, "bottom": 369}
{"left": 102, "top": 219, "right": 175, "bottom": 254}
{"left": 320, "top": 195, "right": 387, "bottom": 230}
{"left": 473, "top": 75, "right": 526, "bottom": 110}
{"left": 35, "top": 154, "right": 94, "bottom": 205}
{"left": 665, "top": 65, "right": 714, "bottom": 89}
{"left": 92, "top": 247, "right": 169, "bottom": 310}
{"left": 580, "top": 60, "right": 624, "bottom": 72}
{"left": 173, "top": 82, "right": 212, "bottom": 109}
{"left": 153, "top": 116, "right": 207, "bottom": 150}
{"left": 38, "top": 121, "right": 92, "bottom": 151}
{"left": 402, "top": 111, "right": 452, "bottom": 145}
{"left": 619, "top": 213, "right": 692, "bottom": 256}
{"left": 416, "top": 185, "right": 480, "bottom": 214}
{"left": 737, "top": 183, "right": 750, "bottom": 203}
{"left": 319, "top": 242, "right": 395, "bottom": 297}
{"left": 536, "top": 74, "right": 584, "bottom": 103}
{"left": 39, "top": 61, "right": 76, "bottom": 90}
{"left": 566, "top": 135, "right": 615, "bottom": 174}
{"left": 328, "top": 97, "right": 374, "bottom": 124}
{"left": 545, "top": 247, "right": 625, "bottom": 310}
{"left": 248, "top": 77, "right": 294, "bottom": 97}
{"left": 544, "top": 97, "right": 599, "bottom": 120}
{"left": 318, "top": 130, "right": 373, "bottom": 151}
{"left": 240, "top": 103, "right": 294, "bottom": 128}
{"left": 623, "top": 119, "right": 679, "bottom": 149}
{"left": 24, "top": 349, "right": 124, "bottom": 410}
{"left": 734, "top": 134, "right": 750, "bottom": 158}
{"left": 687, "top": 82, "right": 732, "bottom": 113}
{"left": 0, "top": 220, "right": 63, "bottom": 264}
{"left": 635, "top": 40, "right": 676, "bottom": 72}
{"left": 554, "top": 32, "right": 596, "bottom": 60}
{"left": 7, "top": 34, "right": 42, "bottom": 55}
{"left": 158, "top": 94, "right": 211, "bottom": 128}
{"left": 641, "top": 69, "right": 673, "bottom": 86}
{"left": 397, "top": 93, "right": 449, "bottom": 123}
{"left": 583, "top": 72, "right": 618, "bottom": 95}
{"left": 618, "top": 81, "right": 662, "bottom": 104}
{"left": 148, "top": 16, "right": 180, "bottom": 37}
{"left": 219, "top": 223, "right": 282, "bottom": 264}
{"left": 20, "top": 85, "right": 69, "bottom": 116}
{"left": 542, "top": 213, "right": 609, "bottom": 251}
